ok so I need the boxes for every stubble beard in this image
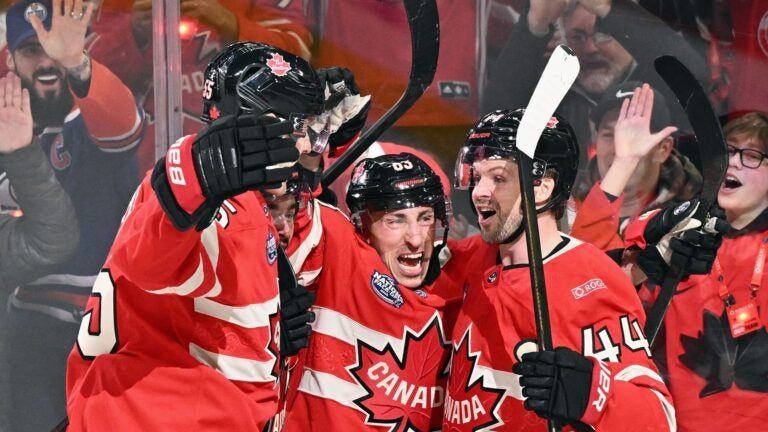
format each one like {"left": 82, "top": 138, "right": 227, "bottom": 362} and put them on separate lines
{"left": 480, "top": 208, "right": 523, "bottom": 244}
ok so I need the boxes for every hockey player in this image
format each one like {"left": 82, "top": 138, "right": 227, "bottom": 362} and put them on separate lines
{"left": 283, "top": 152, "right": 471, "bottom": 431}
{"left": 65, "top": 42, "right": 322, "bottom": 431}
{"left": 443, "top": 109, "right": 676, "bottom": 431}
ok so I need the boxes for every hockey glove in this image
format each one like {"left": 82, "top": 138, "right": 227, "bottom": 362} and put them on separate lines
{"left": 627, "top": 199, "right": 728, "bottom": 284}
{"left": 317, "top": 67, "right": 371, "bottom": 156}
{"left": 152, "top": 114, "right": 299, "bottom": 231}
{"left": 277, "top": 248, "right": 316, "bottom": 356}
{"left": 514, "top": 347, "right": 607, "bottom": 430}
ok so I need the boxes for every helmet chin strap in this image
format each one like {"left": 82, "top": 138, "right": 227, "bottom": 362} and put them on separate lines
{"left": 500, "top": 218, "right": 526, "bottom": 244}
{"left": 420, "top": 225, "right": 449, "bottom": 287}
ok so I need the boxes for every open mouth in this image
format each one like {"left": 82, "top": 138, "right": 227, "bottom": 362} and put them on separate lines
{"left": 475, "top": 205, "right": 497, "bottom": 224}
{"left": 35, "top": 73, "right": 59, "bottom": 86}
{"left": 722, "top": 174, "right": 742, "bottom": 190}
{"left": 397, "top": 253, "right": 424, "bottom": 268}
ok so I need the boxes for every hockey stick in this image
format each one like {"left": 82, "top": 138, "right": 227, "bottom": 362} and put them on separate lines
{"left": 644, "top": 55, "right": 728, "bottom": 346}
{"left": 516, "top": 44, "right": 580, "bottom": 432}
{"left": 320, "top": 0, "right": 439, "bottom": 188}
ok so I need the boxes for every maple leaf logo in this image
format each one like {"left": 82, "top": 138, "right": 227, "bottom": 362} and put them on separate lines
{"left": 266, "top": 53, "right": 292, "bottom": 77}
{"left": 680, "top": 309, "right": 768, "bottom": 397}
{"left": 209, "top": 105, "right": 221, "bottom": 121}
{"left": 348, "top": 316, "right": 451, "bottom": 432}
{"left": 443, "top": 327, "right": 505, "bottom": 431}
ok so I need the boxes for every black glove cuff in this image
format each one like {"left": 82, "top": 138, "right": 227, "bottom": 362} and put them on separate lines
{"left": 151, "top": 158, "right": 221, "bottom": 231}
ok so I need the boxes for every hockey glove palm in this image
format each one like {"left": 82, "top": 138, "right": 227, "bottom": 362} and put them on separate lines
{"left": 152, "top": 114, "right": 299, "bottom": 230}
{"left": 317, "top": 67, "right": 371, "bottom": 156}
{"left": 514, "top": 347, "right": 606, "bottom": 429}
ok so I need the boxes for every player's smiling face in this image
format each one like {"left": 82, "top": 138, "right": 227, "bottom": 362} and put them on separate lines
{"left": 367, "top": 206, "right": 436, "bottom": 289}
{"left": 471, "top": 157, "right": 524, "bottom": 243}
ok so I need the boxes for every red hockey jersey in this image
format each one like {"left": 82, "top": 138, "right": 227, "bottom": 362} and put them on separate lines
{"left": 66, "top": 152, "right": 283, "bottom": 431}
{"left": 283, "top": 202, "right": 471, "bottom": 431}
{"left": 640, "top": 225, "right": 768, "bottom": 432}
{"left": 443, "top": 235, "right": 676, "bottom": 431}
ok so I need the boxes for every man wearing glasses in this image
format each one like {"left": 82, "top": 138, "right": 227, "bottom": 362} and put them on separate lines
{"left": 482, "top": 0, "right": 707, "bottom": 188}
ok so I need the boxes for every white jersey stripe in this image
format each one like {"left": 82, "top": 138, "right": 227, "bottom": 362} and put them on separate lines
{"left": 289, "top": 200, "right": 324, "bottom": 272}
{"left": 152, "top": 224, "right": 221, "bottom": 297}
{"left": 189, "top": 343, "right": 276, "bottom": 383}
{"left": 613, "top": 364, "right": 665, "bottom": 384}
{"left": 298, "top": 367, "right": 368, "bottom": 409}
{"left": 194, "top": 295, "right": 279, "bottom": 329}
{"left": 312, "top": 307, "right": 407, "bottom": 353}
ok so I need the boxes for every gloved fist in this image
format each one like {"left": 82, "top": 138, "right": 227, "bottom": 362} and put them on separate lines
{"left": 316, "top": 67, "right": 371, "bottom": 155}
{"left": 152, "top": 114, "right": 299, "bottom": 231}
{"left": 193, "top": 114, "right": 299, "bottom": 197}
{"left": 626, "top": 199, "right": 729, "bottom": 284}
{"left": 277, "top": 248, "right": 316, "bottom": 356}
{"left": 513, "top": 347, "right": 599, "bottom": 428}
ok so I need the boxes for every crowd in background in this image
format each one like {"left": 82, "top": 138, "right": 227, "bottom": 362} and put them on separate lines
{"left": 0, "top": 0, "right": 767, "bottom": 431}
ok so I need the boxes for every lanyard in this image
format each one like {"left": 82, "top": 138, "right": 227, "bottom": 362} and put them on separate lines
{"left": 714, "top": 236, "right": 768, "bottom": 305}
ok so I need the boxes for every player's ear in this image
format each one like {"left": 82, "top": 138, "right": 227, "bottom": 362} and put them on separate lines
{"left": 534, "top": 176, "right": 555, "bottom": 207}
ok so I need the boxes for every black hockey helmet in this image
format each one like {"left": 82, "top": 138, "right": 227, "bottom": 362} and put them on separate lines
{"left": 201, "top": 42, "right": 324, "bottom": 122}
{"left": 455, "top": 109, "right": 579, "bottom": 214}
{"left": 347, "top": 152, "right": 449, "bottom": 227}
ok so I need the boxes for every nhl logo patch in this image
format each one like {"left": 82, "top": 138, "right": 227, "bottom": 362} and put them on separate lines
{"left": 370, "top": 270, "right": 404, "bottom": 308}
{"left": 24, "top": 2, "right": 47, "bottom": 23}
{"left": 266, "top": 53, "right": 292, "bottom": 76}
{"left": 266, "top": 230, "right": 278, "bottom": 265}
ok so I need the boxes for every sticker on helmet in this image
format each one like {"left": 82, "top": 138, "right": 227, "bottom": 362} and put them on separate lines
{"left": 266, "top": 53, "right": 292, "bottom": 77}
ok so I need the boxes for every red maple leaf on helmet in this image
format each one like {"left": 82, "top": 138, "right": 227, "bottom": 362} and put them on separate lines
{"left": 266, "top": 53, "right": 292, "bottom": 77}
{"left": 443, "top": 327, "right": 505, "bottom": 432}
{"left": 209, "top": 105, "right": 221, "bottom": 121}
{"left": 348, "top": 315, "right": 451, "bottom": 432}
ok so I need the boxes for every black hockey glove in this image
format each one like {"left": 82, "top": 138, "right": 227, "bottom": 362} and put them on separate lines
{"left": 514, "top": 347, "right": 602, "bottom": 430}
{"left": 631, "top": 199, "right": 729, "bottom": 284}
{"left": 152, "top": 114, "right": 299, "bottom": 231}
{"left": 277, "top": 248, "right": 315, "bottom": 356}
{"left": 316, "top": 67, "right": 371, "bottom": 156}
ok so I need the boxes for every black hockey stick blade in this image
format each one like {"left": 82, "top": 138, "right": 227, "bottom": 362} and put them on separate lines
{"left": 644, "top": 55, "right": 729, "bottom": 346}
{"left": 321, "top": 0, "right": 439, "bottom": 187}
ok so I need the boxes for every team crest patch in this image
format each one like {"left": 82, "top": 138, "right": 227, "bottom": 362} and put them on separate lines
{"left": 486, "top": 271, "right": 498, "bottom": 284}
{"left": 266, "top": 53, "right": 292, "bottom": 76}
{"left": 266, "top": 230, "right": 278, "bottom": 265}
{"left": 414, "top": 289, "right": 428, "bottom": 299}
{"left": 371, "top": 270, "right": 403, "bottom": 308}
{"left": 24, "top": 2, "right": 47, "bottom": 23}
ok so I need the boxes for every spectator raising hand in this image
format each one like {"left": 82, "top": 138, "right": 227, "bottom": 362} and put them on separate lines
{"left": 0, "top": 72, "right": 32, "bottom": 154}
{"left": 27, "top": 0, "right": 94, "bottom": 69}
{"left": 600, "top": 83, "right": 678, "bottom": 197}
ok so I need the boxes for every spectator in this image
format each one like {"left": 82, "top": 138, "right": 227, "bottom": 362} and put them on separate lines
{"left": 569, "top": 81, "right": 701, "bottom": 250}
{"left": 2, "top": 0, "right": 144, "bottom": 430}
{"left": 484, "top": 0, "right": 707, "bottom": 187}
{"left": 312, "top": 0, "right": 524, "bottom": 225}
{"left": 66, "top": 41, "right": 321, "bottom": 431}
{"left": 635, "top": 112, "right": 768, "bottom": 431}
{"left": 444, "top": 109, "right": 675, "bottom": 431}
{"left": 126, "top": 0, "right": 315, "bottom": 173}
{"left": 0, "top": 72, "right": 78, "bottom": 296}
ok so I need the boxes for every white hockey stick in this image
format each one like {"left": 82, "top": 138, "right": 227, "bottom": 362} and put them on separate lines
{"left": 515, "top": 44, "right": 579, "bottom": 432}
